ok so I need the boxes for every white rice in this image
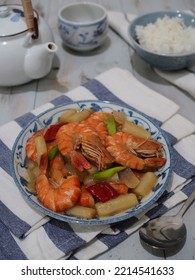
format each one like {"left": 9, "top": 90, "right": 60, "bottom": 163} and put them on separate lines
{"left": 135, "top": 15, "right": 195, "bottom": 54}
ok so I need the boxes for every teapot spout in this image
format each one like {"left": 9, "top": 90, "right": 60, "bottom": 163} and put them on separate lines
{"left": 24, "top": 42, "right": 57, "bottom": 80}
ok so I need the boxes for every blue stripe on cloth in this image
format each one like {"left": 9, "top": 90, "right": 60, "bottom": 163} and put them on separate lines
{"left": 83, "top": 79, "right": 162, "bottom": 128}
{"left": 161, "top": 130, "right": 177, "bottom": 146}
{"left": 0, "top": 219, "right": 27, "bottom": 260}
{"left": 172, "top": 148, "right": 195, "bottom": 179}
{"left": 0, "top": 202, "right": 30, "bottom": 238}
{"left": 15, "top": 112, "right": 36, "bottom": 128}
{"left": 181, "top": 179, "right": 195, "bottom": 196}
{"left": 112, "top": 216, "right": 139, "bottom": 232}
{"left": 0, "top": 139, "right": 12, "bottom": 176}
{"left": 43, "top": 220, "right": 86, "bottom": 255}
{"left": 51, "top": 95, "right": 73, "bottom": 106}
{"left": 97, "top": 230, "right": 128, "bottom": 249}
{"left": 145, "top": 203, "right": 168, "bottom": 220}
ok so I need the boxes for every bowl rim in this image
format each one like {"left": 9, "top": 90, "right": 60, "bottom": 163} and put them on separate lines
{"left": 129, "top": 10, "right": 195, "bottom": 57}
{"left": 58, "top": 2, "right": 107, "bottom": 26}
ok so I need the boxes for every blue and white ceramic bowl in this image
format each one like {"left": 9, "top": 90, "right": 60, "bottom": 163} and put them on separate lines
{"left": 11, "top": 100, "right": 173, "bottom": 225}
{"left": 58, "top": 2, "right": 108, "bottom": 52}
{"left": 129, "top": 11, "right": 195, "bottom": 70}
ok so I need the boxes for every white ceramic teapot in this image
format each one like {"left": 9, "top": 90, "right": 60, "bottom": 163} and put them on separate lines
{"left": 0, "top": 4, "right": 58, "bottom": 86}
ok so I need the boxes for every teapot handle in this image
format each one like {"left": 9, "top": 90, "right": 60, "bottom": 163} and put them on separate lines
{"left": 32, "top": 17, "right": 39, "bottom": 39}
{"left": 21, "top": 0, "right": 39, "bottom": 39}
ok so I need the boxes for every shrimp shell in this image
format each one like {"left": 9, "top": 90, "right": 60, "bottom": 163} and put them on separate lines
{"left": 36, "top": 174, "right": 81, "bottom": 212}
{"left": 49, "top": 153, "right": 67, "bottom": 184}
{"left": 78, "top": 187, "right": 95, "bottom": 208}
{"left": 105, "top": 132, "right": 166, "bottom": 170}
{"left": 84, "top": 111, "right": 111, "bottom": 141}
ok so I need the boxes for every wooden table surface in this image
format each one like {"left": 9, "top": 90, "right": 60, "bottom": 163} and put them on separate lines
{"left": 1, "top": 0, "right": 195, "bottom": 260}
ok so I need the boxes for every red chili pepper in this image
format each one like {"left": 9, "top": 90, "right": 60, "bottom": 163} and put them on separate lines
{"left": 44, "top": 123, "right": 66, "bottom": 142}
{"left": 86, "top": 182, "right": 118, "bottom": 202}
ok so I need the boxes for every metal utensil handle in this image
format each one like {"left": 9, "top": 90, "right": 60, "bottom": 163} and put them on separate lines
{"left": 177, "top": 190, "right": 195, "bottom": 218}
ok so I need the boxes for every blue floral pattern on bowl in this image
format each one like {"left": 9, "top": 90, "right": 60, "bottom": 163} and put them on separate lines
{"left": 11, "top": 100, "right": 173, "bottom": 225}
{"left": 58, "top": 17, "right": 108, "bottom": 51}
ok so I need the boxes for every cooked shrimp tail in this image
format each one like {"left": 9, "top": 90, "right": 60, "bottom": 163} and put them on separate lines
{"left": 109, "top": 182, "right": 128, "bottom": 194}
{"left": 78, "top": 187, "right": 95, "bottom": 208}
{"left": 36, "top": 174, "right": 81, "bottom": 212}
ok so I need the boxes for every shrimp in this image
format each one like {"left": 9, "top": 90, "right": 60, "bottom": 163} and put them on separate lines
{"left": 36, "top": 174, "right": 81, "bottom": 212}
{"left": 85, "top": 111, "right": 111, "bottom": 141}
{"left": 109, "top": 182, "right": 129, "bottom": 194}
{"left": 49, "top": 153, "right": 67, "bottom": 184}
{"left": 25, "top": 130, "right": 43, "bottom": 162}
{"left": 105, "top": 132, "right": 166, "bottom": 170}
{"left": 56, "top": 122, "right": 113, "bottom": 171}
{"left": 78, "top": 187, "right": 95, "bottom": 208}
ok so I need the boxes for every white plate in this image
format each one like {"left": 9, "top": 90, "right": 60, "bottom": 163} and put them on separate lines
{"left": 11, "top": 100, "right": 173, "bottom": 225}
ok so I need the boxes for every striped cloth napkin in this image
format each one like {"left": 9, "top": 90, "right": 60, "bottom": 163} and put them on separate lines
{"left": 0, "top": 67, "right": 195, "bottom": 260}
{"left": 108, "top": 11, "right": 195, "bottom": 99}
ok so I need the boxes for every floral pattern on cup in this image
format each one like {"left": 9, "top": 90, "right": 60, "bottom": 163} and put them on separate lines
{"left": 58, "top": 17, "right": 108, "bottom": 51}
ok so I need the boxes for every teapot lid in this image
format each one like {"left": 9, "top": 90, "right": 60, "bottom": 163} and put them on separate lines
{"left": 0, "top": 5, "right": 34, "bottom": 37}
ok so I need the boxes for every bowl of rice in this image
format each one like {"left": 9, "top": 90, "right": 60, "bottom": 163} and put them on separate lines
{"left": 129, "top": 11, "right": 195, "bottom": 70}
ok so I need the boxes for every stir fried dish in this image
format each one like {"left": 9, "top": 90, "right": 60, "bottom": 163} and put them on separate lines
{"left": 25, "top": 109, "right": 166, "bottom": 219}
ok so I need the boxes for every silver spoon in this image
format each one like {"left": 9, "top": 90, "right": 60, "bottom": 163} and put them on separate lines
{"left": 139, "top": 190, "right": 195, "bottom": 254}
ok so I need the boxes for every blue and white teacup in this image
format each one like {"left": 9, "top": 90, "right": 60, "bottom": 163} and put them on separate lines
{"left": 58, "top": 2, "right": 108, "bottom": 52}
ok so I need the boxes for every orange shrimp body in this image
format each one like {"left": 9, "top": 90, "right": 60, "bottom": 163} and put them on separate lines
{"left": 105, "top": 132, "right": 166, "bottom": 170}
{"left": 25, "top": 130, "right": 43, "bottom": 161}
{"left": 78, "top": 187, "right": 95, "bottom": 208}
{"left": 49, "top": 153, "right": 67, "bottom": 184}
{"left": 85, "top": 111, "right": 111, "bottom": 141}
{"left": 56, "top": 122, "right": 93, "bottom": 156}
{"left": 36, "top": 174, "right": 81, "bottom": 212}
{"left": 110, "top": 182, "right": 129, "bottom": 194}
